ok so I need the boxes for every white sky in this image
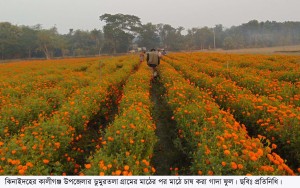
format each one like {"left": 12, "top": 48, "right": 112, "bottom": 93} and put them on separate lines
{"left": 1, "top": 0, "right": 300, "bottom": 34}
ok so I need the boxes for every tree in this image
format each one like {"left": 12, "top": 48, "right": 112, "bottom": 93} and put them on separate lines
{"left": 157, "top": 24, "right": 185, "bottom": 50}
{"left": 100, "top": 13, "right": 142, "bottom": 53}
{"left": 223, "top": 25, "right": 246, "bottom": 49}
{"left": 213, "top": 24, "right": 224, "bottom": 49}
{"left": 90, "top": 29, "right": 104, "bottom": 55}
{"left": 241, "top": 20, "right": 261, "bottom": 47}
{"left": 19, "top": 25, "right": 39, "bottom": 58}
{"left": 68, "top": 30, "right": 96, "bottom": 56}
{"left": 2, "top": 18, "right": 300, "bottom": 59}
{"left": 186, "top": 27, "right": 213, "bottom": 50}
{"left": 55, "top": 34, "right": 68, "bottom": 57}
{"left": 137, "top": 23, "right": 160, "bottom": 49}
{"left": 0, "top": 22, "right": 21, "bottom": 59}
{"left": 36, "top": 26, "right": 59, "bottom": 59}
{"left": 223, "top": 36, "right": 236, "bottom": 49}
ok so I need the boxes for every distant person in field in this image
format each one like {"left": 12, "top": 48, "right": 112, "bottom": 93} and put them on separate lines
{"left": 146, "top": 48, "right": 160, "bottom": 78}
{"left": 158, "top": 49, "right": 162, "bottom": 58}
{"left": 139, "top": 50, "right": 145, "bottom": 63}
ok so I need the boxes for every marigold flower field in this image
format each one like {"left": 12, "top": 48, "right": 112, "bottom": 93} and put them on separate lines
{"left": 0, "top": 52, "right": 299, "bottom": 176}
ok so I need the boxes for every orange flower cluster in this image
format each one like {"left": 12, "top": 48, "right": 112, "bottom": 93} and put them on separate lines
{"left": 82, "top": 63, "right": 157, "bottom": 176}
{"left": 0, "top": 57, "right": 105, "bottom": 138}
{"left": 0, "top": 56, "right": 139, "bottom": 175}
{"left": 167, "top": 53, "right": 300, "bottom": 107}
{"left": 158, "top": 60, "right": 295, "bottom": 175}
{"left": 0, "top": 53, "right": 298, "bottom": 175}
{"left": 163, "top": 53, "right": 300, "bottom": 172}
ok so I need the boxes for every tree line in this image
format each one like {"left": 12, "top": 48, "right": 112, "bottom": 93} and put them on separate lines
{"left": 1, "top": 13, "right": 300, "bottom": 60}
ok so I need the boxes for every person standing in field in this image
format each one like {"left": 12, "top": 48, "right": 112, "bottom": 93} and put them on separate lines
{"left": 139, "top": 50, "right": 145, "bottom": 63}
{"left": 146, "top": 48, "right": 160, "bottom": 79}
{"left": 158, "top": 49, "right": 162, "bottom": 58}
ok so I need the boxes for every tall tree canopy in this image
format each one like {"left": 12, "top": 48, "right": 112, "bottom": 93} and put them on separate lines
{"left": 137, "top": 23, "right": 160, "bottom": 49}
{"left": 100, "top": 13, "right": 141, "bottom": 53}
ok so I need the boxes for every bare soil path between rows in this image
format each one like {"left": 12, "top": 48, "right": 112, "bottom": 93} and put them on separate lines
{"left": 150, "top": 77, "right": 190, "bottom": 175}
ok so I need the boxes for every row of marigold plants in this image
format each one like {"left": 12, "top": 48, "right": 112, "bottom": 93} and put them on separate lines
{"left": 157, "top": 60, "right": 296, "bottom": 175}
{"left": 170, "top": 52, "right": 299, "bottom": 83}
{"left": 163, "top": 55, "right": 300, "bottom": 173}
{"left": 81, "top": 62, "right": 157, "bottom": 176}
{"left": 0, "top": 57, "right": 104, "bottom": 138}
{"left": 0, "top": 55, "right": 139, "bottom": 175}
{"left": 165, "top": 53, "right": 300, "bottom": 107}
{"left": 0, "top": 57, "right": 100, "bottom": 108}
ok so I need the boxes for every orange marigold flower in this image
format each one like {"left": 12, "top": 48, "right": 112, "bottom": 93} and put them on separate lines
{"left": 208, "top": 170, "right": 214, "bottom": 175}
{"left": 221, "top": 162, "right": 226, "bottom": 167}
{"left": 84, "top": 164, "right": 91, "bottom": 169}
{"left": 250, "top": 156, "right": 258, "bottom": 161}
{"left": 142, "top": 159, "right": 150, "bottom": 166}
{"left": 205, "top": 149, "right": 211, "bottom": 155}
{"left": 238, "top": 164, "right": 244, "bottom": 169}
{"left": 143, "top": 168, "right": 149, "bottom": 173}
{"left": 129, "top": 139, "right": 134, "bottom": 144}
{"left": 122, "top": 171, "right": 129, "bottom": 176}
{"left": 257, "top": 148, "right": 264, "bottom": 156}
{"left": 268, "top": 166, "right": 274, "bottom": 172}
{"left": 43, "top": 159, "right": 50, "bottom": 164}
{"left": 231, "top": 162, "right": 237, "bottom": 170}
{"left": 22, "top": 146, "right": 27, "bottom": 151}
{"left": 124, "top": 165, "right": 130, "bottom": 171}
{"left": 22, "top": 166, "right": 28, "bottom": 171}
{"left": 224, "top": 150, "right": 231, "bottom": 156}
{"left": 17, "top": 165, "right": 23, "bottom": 170}
{"left": 18, "top": 169, "right": 25, "bottom": 175}
{"left": 151, "top": 167, "right": 156, "bottom": 173}
{"left": 115, "top": 170, "right": 122, "bottom": 175}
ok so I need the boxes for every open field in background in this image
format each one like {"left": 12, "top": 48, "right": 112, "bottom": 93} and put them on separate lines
{"left": 0, "top": 52, "right": 299, "bottom": 176}
{"left": 215, "top": 45, "right": 300, "bottom": 55}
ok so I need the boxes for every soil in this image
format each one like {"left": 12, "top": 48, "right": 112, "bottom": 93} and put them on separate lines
{"left": 150, "top": 77, "right": 189, "bottom": 175}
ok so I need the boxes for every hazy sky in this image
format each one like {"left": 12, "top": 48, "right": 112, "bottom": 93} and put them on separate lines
{"left": 1, "top": 0, "right": 300, "bottom": 34}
